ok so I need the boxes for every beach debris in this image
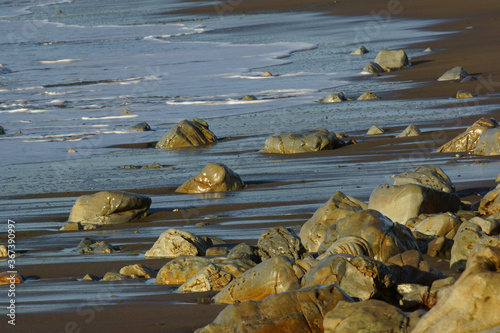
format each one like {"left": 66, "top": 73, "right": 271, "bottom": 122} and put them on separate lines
{"left": 473, "top": 127, "right": 500, "bottom": 156}
{"left": 362, "top": 62, "right": 385, "bottom": 74}
{"left": 374, "top": 49, "right": 409, "bottom": 71}
{"left": 199, "top": 284, "right": 352, "bottom": 333}
{"left": 392, "top": 165, "right": 455, "bottom": 193}
{"left": 437, "top": 117, "right": 498, "bottom": 153}
{"left": 437, "top": 66, "right": 469, "bottom": 81}
{"left": 68, "top": 191, "right": 151, "bottom": 225}
{"left": 67, "top": 148, "right": 76, "bottom": 153}
{"left": 156, "top": 118, "right": 217, "bottom": 149}
{"left": 102, "top": 272, "right": 129, "bottom": 281}
{"left": 368, "top": 184, "right": 461, "bottom": 225}
{"left": 176, "top": 163, "right": 245, "bottom": 194}
{"left": 261, "top": 71, "right": 274, "bottom": 77}
{"left": 206, "top": 247, "right": 228, "bottom": 256}
{"left": 0, "top": 272, "right": 23, "bottom": 285}
{"left": 242, "top": 95, "right": 257, "bottom": 101}
{"left": 0, "top": 126, "right": 5, "bottom": 135}
{"left": 396, "top": 124, "right": 422, "bottom": 137}
{"left": 456, "top": 90, "right": 474, "bottom": 99}
{"left": 178, "top": 263, "right": 234, "bottom": 293}
{"left": 76, "top": 238, "right": 117, "bottom": 254}
{"left": 317, "top": 236, "right": 374, "bottom": 260}
{"left": 366, "top": 125, "right": 385, "bottom": 135}
{"left": 0, "top": 245, "right": 7, "bottom": 257}
{"left": 59, "top": 222, "right": 83, "bottom": 231}
{"left": 0, "top": 64, "right": 12, "bottom": 74}
{"left": 350, "top": 45, "right": 369, "bottom": 55}
{"left": 228, "top": 243, "right": 259, "bottom": 263}
{"left": 357, "top": 91, "right": 379, "bottom": 100}
{"left": 424, "top": 47, "right": 433, "bottom": 52}
{"left": 260, "top": 128, "right": 344, "bottom": 154}
{"left": 318, "top": 92, "right": 346, "bottom": 103}
{"left": 129, "top": 122, "right": 151, "bottom": 131}
{"left": 427, "top": 236, "right": 453, "bottom": 258}
{"left": 121, "top": 109, "right": 132, "bottom": 114}
{"left": 82, "top": 274, "right": 100, "bottom": 281}
{"left": 479, "top": 184, "right": 500, "bottom": 215}
{"left": 299, "top": 192, "right": 366, "bottom": 252}
{"left": 318, "top": 210, "right": 418, "bottom": 262}
{"left": 413, "top": 240, "right": 500, "bottom": 332}
{"left": 256, "top": 226, "right": 304, "bottom": 261}
{"left": 145, "top": 228, "right": 210, "bottom": 258}
{"left": 324, "top": 299, "right": 412, "bottom": 333}
{"left": 408, "top": 212, "right": 461, "bottom": 240}
{"left": 119, "top": 264, "right": 156, "bottom": 279}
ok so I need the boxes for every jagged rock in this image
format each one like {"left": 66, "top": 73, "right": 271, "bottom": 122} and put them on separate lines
{"left": 412, "top": 240, "right": 500, "bottom": 332}
{"left": 437, "top": 66, "right": 468, "bottom": 81}
{"left": 176, "top": 163, "right": 245, "bottom": 193}
{"left": 368, "top": 184, "right": 461, "bottom": 224}
{"left": 318, "top": 92, "right": 346, "bottom": 103}
{"left": 212, "top": 256, "right": 301, "bottom": 304}
{"left": 437, "top": 117, "right": 498, "bottom": 153}
{"left": 260, "top": 128, "right": 344, "bottom": 154}
{"left": 409, "top": 212, "right": 462, "bottom": 239}
{"left": 119, "top": 264, "right": 156, "bottom": 278}
{"left": 392, "top": 165, "right": 455, "bottom": 193}
{"left": 256, "top": 226, "right": 303, "bottom": 260}
{"left": 324, "top": 299, "right": 410, "bottom": 333}
{"left": 198, "top": 284, "right": 353, "bottom": 333}
{"left": 317, "top": 236, "right": 374, "bottom": 260}
{"left": 450, "top": 222, "right": 485, "bottom": 271}
{"left": 362, "top": 62, "right": 385, "bottom": 74}
{"left": 75, "top": 237, "right": 117, "bottom": 254}
{"left": 68, "top": 191, "right": 151, "bottom": 225}
{"left": 242, "top": 95, "right": 257, "bottom": 101}
{"left": 357, "top": 92, "right": 379, "bottom": 100}
{"left": 227, "top": 243, "right": 258, "bottom": 263}
{"left": 319, "top": 210, "right": 418, "bottom": 262}
{"left": 128, "top": 122, "right": 151, "bottom": 131}
{"left": 351, "top": 46, "right": 369, "bottom": 55}
{"left": 427, "top": 236, "right": 453, "bottom": 259}
{"left": 302, "top": 254, "right": 395, "bottom": 301}
{"left": 299, "top": 192, "right": 366, "bottom": 252}
{"left": 387, "top": 250, "right": 447, "bottom": 286}
{"left": 469, "top": 216, "right": 500, "bottom": 234}
{"left": 396, "top": 124, "right": 422, "bottom": 138}
{"left": 205, "top": 247, "right": 228, "bottom": 256}
{"left": 456, "top": 90, "right": 474, "bottom": 99}
{"left": 178, "top": 263, "right": 233, "bottom": 293}
{"left": 366, "top": 125, "right": 385, "bottom": 135}
{"left": 145, "top": 229, "right": 210, "bottom": 258}
{"left": 102, "top": 272, "right": 128, "bottom": 281}
{"left": 156, "top": 118, "right": 217, "bottom": 149}
{"left": 0, "top": 272, "right": 23, "bottom": 285}
{"left": 82, "top": 274, "right": 100, "bottom": 281}
{"left": 374, "top": 49, "right": 409, "bottom": 70}
{"left": 474, "top": 127, "right": 500, "bottom": 156}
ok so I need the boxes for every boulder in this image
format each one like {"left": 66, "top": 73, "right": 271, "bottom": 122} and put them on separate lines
{"left": 392, "top": 165, "right": 455, "bottom": 193}
{"left": 412, "top": 239, "right": 500, "bottom": 333}
{"left": 437, "top": 66, "right": 468, "bottom": 81}
{"left": 366, "top": 125, "right": 384, "bottom": 135}
{"left": 212, "top": 256, "right": 301, "bottom": 304}
{"left": 119, "top": 264, "right": 156, "bottom": 278}
{"left": 479, "top": 185, "right": 500, "bottom": 215}
{"left": 75, "top": 238, "right": 117, "bottom": 254}
{"left": 227, "top": 243, "right": 258, "bottom": 263}
{"left": 260, "top": 128, "right": 344, "bottom": 154}
{"left": 450, "top": 222, "right": 485, "bottom": 271}
{"left": 0, "top": 272, "right": 23, "bottom": 285}
{"left": 210, "top": 257, "right": 256, "bottom": 277}
{"left": 362, "top": 62, "right": 385, "bottom": 74}
{"left": 387, "top": 250, "right": 447, "bottom": 286}
{"left": 102, "top": 272, "right": 128, "bottom": 281}
{"left": 474, "top": 127, "right": 500, "bottom": 156}
{"left": 317, "top": 236, "right": 374, "bottom": 260}
{"left": 178, "top": 263, "right": 233, "bottom": 293}
{"left": 469, "top": 216, "right": 500, "bottom": 234}
{"left": 456, "top": 90, "right": 474, "bottom": 99}
{"left": 396, "top": 124, "right": 422, "bottom": 138}
{"left": 374, "top": 49, "right": 409, "bottom": 70}
{"left": 128, "top": 122, "right": 151, "bottom": 131}
{"left": 256, "top": 226, "right": 303, "bottom": 260}
{"left": 351, "top": 46, "right": 369, "bottom": 55}
{"left": 437, "top": 117, "right": 498, "bottom": 153}
{"left": 156, "top": 118, "right": 217, "bottom": 149}
{"left": 319, "top": 210, "right": 418, "bottom": 262}
{"left": 302, "top": 254, "right": 395, "bottom": 301}
{"left": 357, "top": 92, "right": 379, "bottom": 100}
{"left": 299, "top": 192, "right": 366, "bottom": 252}
{"left": 68, "top": 191, "right": 151, "bottom": 225}
{"left": 397, "top": 283, "right": 429, "bottom": 310}
{"left": 145, "top": 229, "right": 210, "bottom": 258}
{"left": 175, "top": 163, "right": 245, "bottom": 193}
{"left": 324, "top": 299, "right": 410, "bottom": 333}
{"left": 197, "top": 284, "right": 353, "bottom": 333}
{"left": 368, "top": 184, "right": 461, "bottom": 224}
{"left": 409, "top": 212, "right": 462, "bottom": 239}
{"left": 318, "top": 92, "right": 346, "bottom": 103}
{"left": 425, "top": 277, "right": 456, "bottom": 308}
{"left": 427, "top": 236, "right": 453, "bottom": 259}
{"left": 205, "top": 247, "right": 228, "bottom": 256}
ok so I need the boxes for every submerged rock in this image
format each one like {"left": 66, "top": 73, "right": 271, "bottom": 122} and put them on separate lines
{"left": 362, "top": 62, "right": 385, "bottom": 74}
{"left": 260, "top": 128, "right": 344, "bottom": 154}
{"left": 351, "top": 45, "right": 369, "bottom": 55}
{"left": 68, "top": 191, "right": 151, "bottom": 225}
{"left": 374, "top": 49, "right": 409, "bottom": 70}
{"left": 176, "top": 163, "right": 245, "bottom": 193}
{"left": 437, "top": 66, "right": 468, "bottom": 81}
{"left": 366, "top": 125, "right": 384, "bottom": 135}
{"left": 128, "top": 122, "right": 151, "bottom": 131}
{"left": 474, "top": 127, "right": 500, "bottom": 156}
{"left": 437, "top": 117, "right": 498, "bottom": 153}
{"left": 357, "top": 91, "right": 379, "bottom": 100}
{"left": 156, "top": 118, "right": 217, "bottom": 149}
{"left": 392, "top": 165, "right": 455, "bottom": 193}
{"left": 396, "top": 124, "right": 422, "bottom": 138}
{"left": 145, "top": 229, "right": 210, "bottom": 258}
{"left": 76, "top": 237, "right": 117, "bottom": 254}
{"left": 318, "top": 92, "right": 346, "bottom": 103}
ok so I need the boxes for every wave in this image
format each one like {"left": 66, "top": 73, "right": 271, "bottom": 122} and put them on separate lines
{"left": 40, "top": 59, "right": 82, "bottom": 64}
{"left": 81, "top": 115, "right": 138, "bottom": 120}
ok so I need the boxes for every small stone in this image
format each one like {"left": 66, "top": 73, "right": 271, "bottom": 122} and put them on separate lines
{"left": 362, "top": 62, "right": 385, "bottom": 74}
{"left": 357, "top": 92, "right": 379, "bottom": 100}
{"left": 102, "top": 272, "right": 128, "bottom": 281}
{"left": 119, "top": 264, "right": 156, "bottom": 278}
{"left": 424, "top": 47, "right": 433, "bottom": 52}
{"left": 82, "top": 274, "right": 100, "bottom": 281}
{"left": 318, "top": 92, "right": 346, "bottom": 103}
{"left": 129, "top": 122, "right": 151, "bottom": 131}
{"left": 122, "top": 165, "right": 141, "bottom": 169}
{"left": 195, "top": 222, "right": 209, "bottom": 227}
{"left": 261, "top": 71, "right": 273, "bottom": 77}
{"left": 437, "top": 66, "right": 468, "bottom": 81}
{"left": 456, "top": 90, "right": 474, "bottom": 99}
{"left": 67, "top": 148, "right": 76, "bottom": 153}
{"left": 0, "top": 245, "right": 7, "bottom": 257}
{"left": 396, "top": 124, "right": 422, "bottom": 138}
{"left": 0, "top": 272, "right": 23, "bottom": 285}
{"left": 122, "top": 109, "right": 132, "bottom": 114}
{"left": 242, "top": 95, "right": 257, "bottom": 101}
{"left": 60, "top": 222, "right": 83, "bottom": 231}
{"left": 142, "top": 163, "right": 163, "bottom": 169}
{"left": 350, "top": 46, "right": 369, "bottom": 55}
{"left": 366, "top": 125, "right": 385, "bottom": 135}
{"left": 56, "top": 9, "right": 62, "bottom": 14}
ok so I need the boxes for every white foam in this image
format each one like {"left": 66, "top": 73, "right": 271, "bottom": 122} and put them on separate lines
{"left": 81, "top": 115, "right": 138, "bottom": 120}
{"left": 40, "top": 59, "right": 82, "bottom": 64}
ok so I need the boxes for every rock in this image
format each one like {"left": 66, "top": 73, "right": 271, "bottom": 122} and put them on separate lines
{"left": 351, "top": 45, "right": 369, "bottom": 55}
{"left": 319, "top": 210, "right": 418, "bottom": 262}
{"left": 156, "top": 118, "right": 217, "bottom": 149}
{"left": 242, "top": 95, "right": 257, "bottom": 101}
{"left": 412, "top": 240, "right": 500, "bottom": 333}
{"left": 392, "top": 165, "right": 455, "bottom": 193}
{"left": 456, "top": 90, "right": 474, "bottom": 99}
{"left": 427, "top": 236, "right": 453, "bottom": 259}
{"left": 469, "top": 216, "right": 500, "bottom": 234}
{"left": 366, "top": 125, "right": 384, "bottom": 135}
{"left": 0, "top": 126, "right": 5, "bottom": 135}
{"left": 198, "top": 284, "right": 353, "bottom": 333}
{"left": 437, "top": 117, "right": 498, "bottom": 153}
{"left": 424, "top": 47, "right": 433, "bottom": 52}
{"left": 60, "top": 222, "right": 83, "bottom": 231}
{"left": 302, "top": 254, "right": 395, "bottom": 301}
{"left": 67, "top": 148, "right": 76, "bottom": 153}
{"left": 210, "top": 257, "right": 256, "bottom": 277}
{"left": 324, "top": 299, "right": 410, "bottom": 333}
{"left": 260, "top": 128, "right": 344, "bottom": 154}
{"left": 212, "top": 256, "right": 301, "bottom": 304}
{"left": 299, "top": 192, "right": 366, "bottom": 252}
{"left": 205, "top": 247, "right": 228, "bottom": 256}
{"left": 357, "top": 91, "right": 379, "bottom": 100}
{"left": 261, "top": 71, "right": 273, "bottom": 77}
{"left": 82, "top": 274, "right": 100, "bottom": 281}
{"left": 0, "top": 272, "right": 23, "bottom": 285}
{"left": 178, "top": 263, "right": 233, "bottom": 293}
{"left": 176, "top": 163, "right": 245, "bottom": 193}
{"left": 387, "top": 250, "right": 447, "bottom": 286}
{"left": 145, "top": 229, "right": 209, "bottom": 258}
{"left": 156, "top": 256, "right": 211, "bottom": 284}
{"left": 396, "top": 124, "right": 422, "bottom": 138}
{"left": 75, "top": 237, "right": 117, "bottom": 254}
{"left": 0, "top": 64, "right": 12, "bottom": 74}
{"left": 437, "top": 66, "right": 469, "bottom": 81}
{"left": 374, "top": 49, "right": 409, "bottom": 70}
{"left": 317, "top": 236, "right": 374, "bottom": 260}
{"left": 119, "top": 264, "right": 156, "bottom": 278}
{"left": 128, "top": 122, "right": 151, "bottom": 131}
{"left": 450, "top": 222, "right": 485, "bottom": 271}
{"left": 362, "top": 62, "right": 385, "bottom": 74}
{"left": 318, "top": 92, "right": 346, "bottom": 103}
{"left": 102, "top": 272, "right": 128, "bottom": 281}
{"left": 227, "top": 243, "right": 258, "bottom": 263}
{"left": 121, "top": 109, "right": 132, "bottom": 114}
{"left": 0, "top": 245, "right": 7, "bottom": 257}
{"left": 474, "top": 127, "right": 500, "bottom": 156}
{"left": 409, "top": 212, "right": 462, "bottom": 239}
{"left": 425, "top": 277, "right": 456, "bottom": 308}
{"left": 397, "top": 283, "right": 429, "bottom": 310}
{"left": 141, "top": 162, "right": 163, "bottom": 169}
{"left": 368, "top": 184, "right": 461, "bottom": 224}
{"left": 256, "top": 226, "right": 303, "bottom": 261}
{"left": 68, "top": 191, "right": 151, "bottom": 225}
